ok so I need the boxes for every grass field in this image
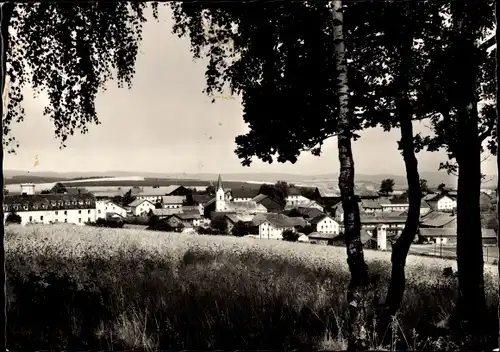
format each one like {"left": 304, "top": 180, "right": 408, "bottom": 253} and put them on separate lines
{"left": 6, "top": 224, "right": 499, "bottom": 351}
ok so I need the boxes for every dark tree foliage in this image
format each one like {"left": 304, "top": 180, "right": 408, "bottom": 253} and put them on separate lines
{"left": 282, "top": 230, "right": 299, "bottom": 242}
{"left": 5, "top": 212, "right": 21, "bottom": 224}
{"left": 295, "top": 224, "right": 314, "bottom": 236}
{"left": 379, "top": 178, "right": 394, "bottom": 197}
{"left": 3, "top": 1, "right": 159, "bottom": 152}
{"left": 258, "top": 181, "right": 288, "bottom": 207}
{"left": 210, "top": 217, "right": 228, "bottom": 234}
{"left": 420, "top": 179, "right": 430, "bottom": 195}
{"left": 231, "top": 220, "right": 254, "bottom": 237}
{"left": 121, "top": 189, "right": 136, "bottom": 207}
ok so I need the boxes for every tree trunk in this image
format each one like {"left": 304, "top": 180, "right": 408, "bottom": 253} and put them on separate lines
{"left": 382, "top": 6, "right": 421, "bottom": 334}
{"left": 495, "top": 0, "right": 500, "bottom": 348}
{"left": 451, "top": 2, "right": 487, "bottom": 345}
{"left": 331, "top": 2, "right": 370, "bottom": 350}
{"left": 0, "top": 2, "right": 13, "bottom": 350}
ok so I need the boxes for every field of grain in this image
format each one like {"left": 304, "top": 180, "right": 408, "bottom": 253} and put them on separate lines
{"left": 5, "top": 224, "right": 499, "bottom": 351}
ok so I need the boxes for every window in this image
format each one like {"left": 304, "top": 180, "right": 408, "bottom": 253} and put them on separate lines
{"left": 40, "top": 216, "right": 43, "bottom": 221}
{"left": 98, "top": 210, "right": 101, "bottom": 214}
{"left": 78, "top": 210, "right": 82, "bottom": 214}
{"left": 55, "top": 219, "right": 59, "bottom": 222}
{"left": 88, "top": 209, "right": 91, "bottom": 214}
{"left": 88, "top": 217, "right": 91, "bottom": 222}
{"left": 64, "top": 210, "right": 67, "bottom": 215}
{"left": 29, "top": 216, "right": 32, "bottom": 222}
{"left": 55, "top": 211, "right": 58, "bottom": 215}
{"left": 78, "top": 218, "right": 81, "bottom": 223}
{"left": 64, "top": 219, "right": 67, "bottom": 223}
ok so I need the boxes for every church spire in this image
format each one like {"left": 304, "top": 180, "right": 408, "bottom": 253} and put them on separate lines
{"left": 216, "top": 174, "right": 224, "bottom": 191}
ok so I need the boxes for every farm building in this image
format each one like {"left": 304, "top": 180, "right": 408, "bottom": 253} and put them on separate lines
{"left": 286, "top": 187, "right": 310, "bottom": 206}
{"left": 4, "top": 185, "right": 97, "bottom": 226}
{"left": 128, "top": 199, "right": 156, "bottom": 216}
{"left": 96, "top": 200, "right": 128, "bottom": 219}
{"left": 418, "top": 228, "right": 496, "bottom": 246}
{"left": 252, "top": 194, "right": 285, "bottom": 213}
{"left": 420, "top": 211, "right": 456, "bottom": 228}
{"left": 309, "top": 214, "right": 340, "bottom": 235}
{"left": 162, "top": 196, "right": 185, "bottom": 209}
{"left": 297, "top": 200, "right": 324, "bottom": 213}
{"left": 251, "top": 213, "right": 298, "bottom": 240}
{"left": 285, "top": 206, "right": 323, "bottom": 220}
{"left": 424, "top": 194, "right": 457, "bottom": 212}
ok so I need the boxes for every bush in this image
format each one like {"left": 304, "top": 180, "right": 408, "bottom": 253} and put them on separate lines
{"left": 87, "top": 218, "right": 124, "bottom": 228}
{"left": 282, "top": 230, "right": 299, "bottom": 242}
{"left": 231, "top": 221, "right": 256, "bottom": 237}
{"left": 6, "top": 212, "right": 21, "bottom": 225}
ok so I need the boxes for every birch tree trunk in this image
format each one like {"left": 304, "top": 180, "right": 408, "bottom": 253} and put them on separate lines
{"left": 331, "top": 2, "right": 370, "bottom": 350}
{"left": 0, "top": 2, "right": 13, "bottom": 350}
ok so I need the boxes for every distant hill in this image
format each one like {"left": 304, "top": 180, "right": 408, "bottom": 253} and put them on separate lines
{"left": 4, "top": 169, "right": 496, "bottom": 189}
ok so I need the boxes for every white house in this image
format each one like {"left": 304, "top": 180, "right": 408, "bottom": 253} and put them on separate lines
{"left": 162, "top": 195, "right": 185, "bottom": 209}
{"left": 4, "top": 184, "right": 97, "bottom": 226}
{"left": 309, "top": 214, "right": 340, "bottom": 235}
{"left": 426, "top": 194, "right": 457, "bottom": 211}
{"left": 96, "top": 200, "right": 128, "bottom": 219}
{"left": 128, "top": 199, "right": 156, "bottom": 216}
{"left": 286, "top": 188, "right": 310, "bottom": 206}
{"left": 252, "top": 213, "right": 297, "bottom": 240}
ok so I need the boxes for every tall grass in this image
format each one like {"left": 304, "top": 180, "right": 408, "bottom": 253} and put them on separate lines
{"left": 5, "top": 224, "right": 499, "bottom": 350}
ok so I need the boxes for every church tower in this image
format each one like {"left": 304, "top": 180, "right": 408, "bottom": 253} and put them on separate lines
{"left": 215, "top": 174, "right": 226, "bottom": 212}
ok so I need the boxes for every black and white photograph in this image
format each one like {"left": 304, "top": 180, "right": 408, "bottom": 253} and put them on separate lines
{"left": 1, "top": 1, "right": 499, "bottom": 351}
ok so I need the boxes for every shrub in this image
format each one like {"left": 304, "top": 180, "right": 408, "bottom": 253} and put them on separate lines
{"left": 6, "top": 212, "right": 21, "bottom": 225}
{"left": 282, "top": 230, "right": 299, "bottom": 242}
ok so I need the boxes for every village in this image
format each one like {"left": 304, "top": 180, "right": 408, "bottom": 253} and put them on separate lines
{"left": 3, "top": 174, "right": 498, "bottom": 253}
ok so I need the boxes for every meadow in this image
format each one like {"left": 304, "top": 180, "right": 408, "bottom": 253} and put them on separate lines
{"left": 6, "top": 224, "right": 499, "bottom": 351}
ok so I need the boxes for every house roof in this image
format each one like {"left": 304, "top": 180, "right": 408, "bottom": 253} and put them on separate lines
{"left": 253, "top": 213, "right": 298, "bottom": 228}
{"left": 419, "top": 228, "right": 492, "bottom": 238}
{"left": 204, "top": 198, "right": 216, "bottom": 208}
{"left": 377, "top": 197, "right": 392, "bottom": 205}
{"left": 182, "top": 205, "right": 202, "bottom": 213}
{"left": 309, "top": 214, "right": 334, "bottom": 225}
{"left": 298, "top": 200, "right": 322, "bottom": 209}
{"left": 389, "top": 198, "right": 409, "bottom": 205}
{"left": 174, "top": 212, "right": 202, "bottom": 220}
{"left": 128, "top": 199, "right": 153, "bottom": 207}
{"left": 420, "top": 211, "right": 456, "bottom": 227}
{"left": 162, "top": 195, "right": 186, "bottom": 204}
{"left": 4, "top": 193, "right": 96, "bottom": 211}
{"left": 252, "top": 194, "right": 270, "bottom": 203}
{"left": 333, "top": 230, "right": 372, "bottom": 244}
{"left": 227, "top": 201, "right": 267, "bottom": 213}
{"left": 317, "top": 187, "right": 340, "bottom": 198}
{"left": 150, "top": 208, "right": 181, "bottom": 216}
{"left": 308, "top": 232, "right": 339, "bottom": 240}
{"left": 288, "top": 187, "right": 302, "bottom": 196}
{"left": 360, "top": 215, "right": 407, "bottom": 224}
{"left": 288, "top": 217, "right": 308, "bottom": 227}
{"left": 356, "top": 190, "right": 380, "bottom": 198}
{"left": 192, "top": 194, "right": 212, "bottom": 204}
{"left": 285, "top": 207, "right": 323, "bottom": 219}
{"left": 360, "top": 199, "right": 382, "bottom": 209}
{"left": 231, "top": 188, "right": 260, "bottom": 199}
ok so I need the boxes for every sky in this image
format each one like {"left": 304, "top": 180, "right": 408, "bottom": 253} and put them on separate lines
{"left": 4, "top": 5, "right": 496, "bottom": 179}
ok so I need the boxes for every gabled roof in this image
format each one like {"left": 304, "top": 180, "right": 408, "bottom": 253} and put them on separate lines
{"left": 309, "top": 214, "right": 334, "bottom": 225}
{"left": 288, "top": 217, "right": 308, "bottom": 227}
{"left": 150, "top": 208, "right": 181, "bottom": 216}
{"left": 192, "top": 194, "right": 212, "bottom": 204}
{"left": 231, "top": 187, "right": 260, "bottom": 199}
{"left": 298, "top": 200, "right": 322, "bottom": 209}
{"left": 229, "top": 201, "right": 267, "bottom": 213}
{"left": 252, "top": 213, "right": 297, "bottom": 228}
{"left": 360, "top": 199, "right": 381, "bottom": 209}
{"left": 204, "top": 198, "right": 216, "bottom": 208}
{"left": 128, "top": 199, "right": 154, "bottom": 207}
{"left": 317, "top": 187, "right": 340, "bottom": 198}
{"left": 420, "top": 211, "right": 456, "bottom": 227}
{"left": 224, "top": 213, "right": 255, "bottom": 224}
{"left": 162, "top": 195, "right": 186, "bottom": 204}
{"left": 252, "top": 194, "right": 270, "bottom": 203}
{"left": 389, "top": 198, "right": 409, "bottom": 205}
{"left": 360, "top": 215, "right": 407, "bottom": 224}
